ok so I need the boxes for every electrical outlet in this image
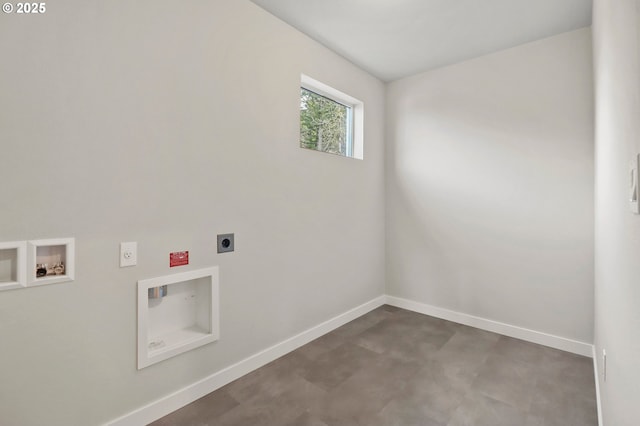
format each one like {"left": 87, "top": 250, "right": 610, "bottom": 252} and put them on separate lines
{"left": 630, "top": 154, "right": 639, "bottom": 214}
{"left": 120, "top": 242, "right": 137, "bottom": 267}
{"left": 217, "top": 233, "right": 234, "bottom": 253}
{"left": 602, "top": 349, "right": 607, "bottom": 382}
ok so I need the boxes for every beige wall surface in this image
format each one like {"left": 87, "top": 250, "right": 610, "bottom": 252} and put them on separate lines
{"left": 386, "top": 29, "right": 595, "bottom": 343}
{"left": 0, "top": 1, "right": 385, "bottom": 424}
{"left": 593, "top": 0, "right": 640, "bottom": 424}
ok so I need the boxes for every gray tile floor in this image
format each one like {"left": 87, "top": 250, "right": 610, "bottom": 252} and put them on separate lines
{"left": 151, "top": 306, "right": 598, "bottom": 426}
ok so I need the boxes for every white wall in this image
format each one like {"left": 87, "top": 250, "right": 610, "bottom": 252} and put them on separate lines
{"left": 0, "top": 1, "right": 385, "bottom": 425}
{"left": 386, "top": 29, "right": 594, "bottom": 343}
{"left": 592, "top": 0, "right": 640, "bottom": 424}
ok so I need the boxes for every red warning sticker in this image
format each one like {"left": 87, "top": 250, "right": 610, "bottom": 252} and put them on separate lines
{"left": 169, "top": 251, "right": 189, "bottom": 267}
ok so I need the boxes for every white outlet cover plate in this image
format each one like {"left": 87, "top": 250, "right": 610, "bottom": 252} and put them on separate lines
{"left": 631, "top": 154, "right": 640, "bottom": 214}
{"left": 120, "top": 242, "right": 137, "bottom": 267}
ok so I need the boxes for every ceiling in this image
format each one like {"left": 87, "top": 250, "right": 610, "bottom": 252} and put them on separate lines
{"left": 250, "top": 0, "right": 592, "bottom": 82}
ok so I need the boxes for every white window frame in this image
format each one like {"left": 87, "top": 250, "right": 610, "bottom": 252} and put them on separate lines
{"left": 300, "top": 74, "right": 364, "bottom": 160}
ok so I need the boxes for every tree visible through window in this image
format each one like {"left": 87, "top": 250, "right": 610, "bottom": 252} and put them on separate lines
{"left": 300, "top": 87, "right": 353, "bottom": 157}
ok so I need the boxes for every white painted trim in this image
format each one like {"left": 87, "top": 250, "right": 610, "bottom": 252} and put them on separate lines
{"left": 592, "top": 346, "right": 604, "bottom": 426}
{"left": 106, "top": 295, "right": 386, "bottom": 426}
{"left": 385, "top": 295, "right": 594, "bottom": 357}
{"left": 107, "top": 294, "right": 597, "bottom": 425}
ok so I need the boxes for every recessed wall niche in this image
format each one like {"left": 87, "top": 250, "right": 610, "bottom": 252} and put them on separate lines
{"left": 137, "top": 266, "right": 219, "bottom": 369}
{"left": 0, "top": 241, "right": 26, "bottom": 291}
{"left": 27, "top": 238, "right": 75, "bottom": 287}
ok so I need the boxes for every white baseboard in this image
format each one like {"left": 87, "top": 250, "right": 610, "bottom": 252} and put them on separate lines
{"left": 106, "top": 295, "right": 386, "bottom": 426}
{"left": 592, "top": 346, "right": 604, "bottom": 426}
{"left": 385, "top": 295, "right": 593, "bottom": 357}
{"left": 108, "top": 294, "right": 595, "bottom": 425}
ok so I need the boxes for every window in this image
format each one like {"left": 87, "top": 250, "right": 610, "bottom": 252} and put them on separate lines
{"left": 300, "top": 75, "right": 363, "bottom": 159}
{"left": 300, "top": 88, "right": 352, "bottom": 157}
